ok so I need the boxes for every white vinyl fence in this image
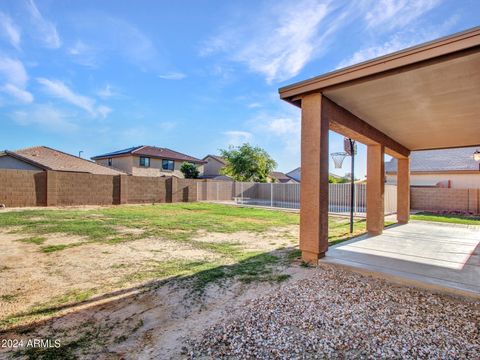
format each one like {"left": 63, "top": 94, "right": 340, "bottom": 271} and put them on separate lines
{"left": 197, "top": 181, "right": 397, "bottom": 216}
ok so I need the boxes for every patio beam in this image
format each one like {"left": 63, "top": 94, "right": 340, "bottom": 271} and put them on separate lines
{"left": 321, "top": 97, "right": 410, "bottom": 159}
{"left": 367, "top": 144, "right": 385, "bottom": 235}
{"left": 300, "top": 92, "right": 329, "bottom": 263}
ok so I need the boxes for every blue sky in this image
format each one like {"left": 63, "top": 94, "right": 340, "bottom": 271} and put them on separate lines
{"left": 0, "top": 0, "right": 479, "bottom": 177}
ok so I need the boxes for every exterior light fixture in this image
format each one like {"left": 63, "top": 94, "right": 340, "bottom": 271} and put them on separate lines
{"left": 474, "top": 149, "right": 480, "bottom": 171}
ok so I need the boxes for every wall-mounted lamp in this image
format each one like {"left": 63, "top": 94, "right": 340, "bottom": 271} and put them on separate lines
{"left": 474, "top": 149, "right": 480, "bottom": 171}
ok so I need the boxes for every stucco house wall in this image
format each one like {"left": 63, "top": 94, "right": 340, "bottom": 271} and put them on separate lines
{"left": 386, "top": 172, "right": 480, "bottom": 189}
{"left": 96, "top": 156, "right": 133, "bottom": 175}
{"left": 201, "top": 156, "right": 225, "bottom": 176}
{"left": 96, "top": 155, "right": 186, "bottom": 177}
{"left": 0, "top": 155, "right": 42, "bottom": 171}
{"left": 130, "top": 156, "right": 185, "bottom": 178}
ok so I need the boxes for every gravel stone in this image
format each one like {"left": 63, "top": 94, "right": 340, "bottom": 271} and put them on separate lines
{"left": 189, "top": 265, "right": 480, "bottom": 359}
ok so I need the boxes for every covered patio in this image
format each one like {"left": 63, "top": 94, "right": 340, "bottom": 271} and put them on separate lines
{"left": 279, "top": 27, "right": 480, "bottom": 293}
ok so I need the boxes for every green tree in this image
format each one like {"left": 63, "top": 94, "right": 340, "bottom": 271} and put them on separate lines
{"left": 219, "top": 143, "right": 277, "bottom": 183}
{"left": 180, "top": 162, "right": 199, "bottom": 179}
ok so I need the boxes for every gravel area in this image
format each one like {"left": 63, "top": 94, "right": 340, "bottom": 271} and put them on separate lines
{"left": 189, "top": 265, "right": 480, "bottom": 359}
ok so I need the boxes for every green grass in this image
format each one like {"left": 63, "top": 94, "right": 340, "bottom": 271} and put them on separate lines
{"left": 18, "top": 236, "right": 47, "bottom": 245}
{"left": 1, "top": 294, "right": 17, "bottom": 302}
{"left": 41, "top": 244, "right": 78, "bottom": 253}
{"left": 1, "top": 289, "right": 98, "bottom": 328}
{"left": 411, "top": 212, "right": 480, "bottom": 225}
{"left": 0, "top": 203, "right": 376, "bottom": 332}
{"left": 0, "top": 203, "right": 300, "bottom": 247}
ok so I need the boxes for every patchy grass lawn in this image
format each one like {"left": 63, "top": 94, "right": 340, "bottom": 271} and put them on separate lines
{"left": 0, "top": 203, "right": 414, "bottom": 358}
{"left": 0, "top": 203, "right": 369, "bottom": 334}
{"left": 411, "top": 211, "right": 480, "bottom": 225}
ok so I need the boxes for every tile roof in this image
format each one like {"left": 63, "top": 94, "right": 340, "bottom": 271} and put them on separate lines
{"left": 92, "top": 146, "right": 205, "bottom": 164}
{"left": 270, "top": 171, "right": 298, "bottom": 183}
{"left": 385, "top": 146, "right": 480, "bottom": 173}
{"left": 5, "top": 146, "right": 125, "bottom": 175}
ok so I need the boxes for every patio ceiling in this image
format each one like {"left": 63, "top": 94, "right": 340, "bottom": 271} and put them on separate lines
{"left": 279, "top": 27, "right": 480, "bottom": 151}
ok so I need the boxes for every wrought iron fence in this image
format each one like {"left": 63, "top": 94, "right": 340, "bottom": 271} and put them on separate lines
{"left": 197, "top": 181, "right": 397, "bottom": 216}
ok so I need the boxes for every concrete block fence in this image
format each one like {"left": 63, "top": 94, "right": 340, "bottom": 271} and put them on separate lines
{"left": 0, "top": 169, "right": 199, "bottom": 207}
{"left": 1, "top": 169, "right": 479, "bottom": 213}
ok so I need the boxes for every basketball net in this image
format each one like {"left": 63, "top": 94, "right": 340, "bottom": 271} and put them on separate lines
{"left": 331, "top": 152, "right": 347, "bottom": 169}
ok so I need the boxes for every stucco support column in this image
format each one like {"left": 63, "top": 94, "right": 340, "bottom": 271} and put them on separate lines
{"left": 367, "top": 144, "right": 385, "bottom": 235}
{"left": 300, "top": 93, "right": 329, "bottom": 264}
{"left": 397, "top": 157, "right": 410, "bottom": 223}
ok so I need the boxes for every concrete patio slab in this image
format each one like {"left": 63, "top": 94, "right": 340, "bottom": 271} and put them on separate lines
{"left": 321, "top": 221, "right": 480, "bottom": 297}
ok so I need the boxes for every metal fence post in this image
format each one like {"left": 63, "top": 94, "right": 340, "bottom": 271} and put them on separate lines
{"left": 241, "top": 182, "right": 243, "bottom": 204}
{"left": 270, "top": 183, "right": 273, "bottom": 207}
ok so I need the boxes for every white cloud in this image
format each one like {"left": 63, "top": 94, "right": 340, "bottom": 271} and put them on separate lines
{"left": 96, "top": 84, "right": 120, "bottom": 99}
{"left": 247, "top": 102, "right": 262, "bottom": 109}
{"left": 255, "top": 115, "right": 301, "bottom": 153}
{"left": 365, "top": 0, "right": 441, "bottom": 30}
{"left": 37, "top": 78, "right": 110, "bottom": 118}
{"left": 96, "top": 105, "right": 112, "bottom": 118}
{"left": 25, "top": 0, "right": 61, "bottom": 48}
{"left": 67, "top": 40, "right": 97, "bottom": 67}
{"left": 11, "top": 104, "right": 77, "bottom": 133}
{"left": 337, "top": 35, "right": 416, "bottom": 68}
{"left": 70, "top": 15, "right": 163, "bottom": 72}
{"left": 0, "top": 56, "right": 33, "bottom": 103}
{"left": 2, "top": 84, "right": 33, "bottom": 103}
{"left": 0, "top": 12, "right": 21, "bottom": 49}
{"left": 0, "top": 56, "right": 28, "bottom": 87}
{"left": 337, "top": 17, "right": 457, "bottom": 69}
{"left": 264, "top": 117, "right": 299, "bottom": 136}
{"left": 158, "top": 72, "right": 187, "bottom": 80}
{"left": 223, "top": 130, "right": 252, "bottom": 146}
{"left": 201, "top": 0, "right": 336, "bottom": 83}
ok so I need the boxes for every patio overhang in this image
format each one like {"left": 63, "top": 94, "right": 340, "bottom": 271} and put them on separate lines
{"left": 279, "top": 26, "right": 480, "bottom": 263}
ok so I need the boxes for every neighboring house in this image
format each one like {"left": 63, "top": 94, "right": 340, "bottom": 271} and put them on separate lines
{"left": 269, "top": 171, "right": 298, "bottom": 184}
{"left": 286, "top": 167, "right": 301, "bottom": 182}
{"left": 0, "top": 146, "right": 125, "bottom": 175}
{"left": 199, "top": 155, "right": 232, "bottom": 180}
{"left": 385, "top": 146, "right": 480, "bottom": 189}
{"left": 92, "top": 146, "right": 205, "bottom": 178}
{"left": 286, "top": 167, "right": 345, "bottom": 183}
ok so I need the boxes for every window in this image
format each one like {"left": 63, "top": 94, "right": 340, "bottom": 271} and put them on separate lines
{"left": 139, "top": 156, "right": 150, "bottom": 167}
{"left": 107, "top": 158, "right": 112, "bottom": 166}
{"left": 162, "top": 159, "right": 174, "bottom": 171}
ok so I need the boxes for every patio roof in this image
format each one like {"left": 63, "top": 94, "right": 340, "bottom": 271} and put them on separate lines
{"left": 279, "top": 26, "right": 480, "bottom": 151}
{"left": 279, "top": 27, "right": 480, "bottom": 264}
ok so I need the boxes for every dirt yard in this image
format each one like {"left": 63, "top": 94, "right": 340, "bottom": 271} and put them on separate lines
{"left": 0, "top": 203, "right": 367, "bottom": 359}
{"left": 0, "top": 204, "right": 308, "bottom": 358}
{"left": 0, "top": 204, "right": 477, "bottom": 358}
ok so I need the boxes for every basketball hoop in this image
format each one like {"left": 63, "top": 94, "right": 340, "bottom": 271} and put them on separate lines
{"left": 331, "top": 152, "right": 347, "bottom": 169}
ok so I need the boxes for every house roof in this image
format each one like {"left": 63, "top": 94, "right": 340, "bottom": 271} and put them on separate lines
{"left": 385, "top": 146, "right": 480, "bottom": 173}
{"left": 199, "top": 175, "right": 232, "bottom": 181}
{"left": 92, "top": 146, "right": 205, "bottom": 164}
{"left": 203, "top": 154, "right": 226, "bottom": 165}
{"left": 286, "top": 167, "right": 343, "bottom": 179}
{"left": 270, "top": 171, "right": 298, "bottom": 183}
{"left": 2, "top": 146, "right": 125, "bottom": 175}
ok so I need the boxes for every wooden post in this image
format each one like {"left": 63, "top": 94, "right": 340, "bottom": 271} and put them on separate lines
{"left": 299, "top": 93, "right": 329, "bottom": 264}
{"left": 397, "top": 157, "right": 410, "bottom": 223}
{"left": 367, "top": 144, "right": 385, "bottom": 235}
